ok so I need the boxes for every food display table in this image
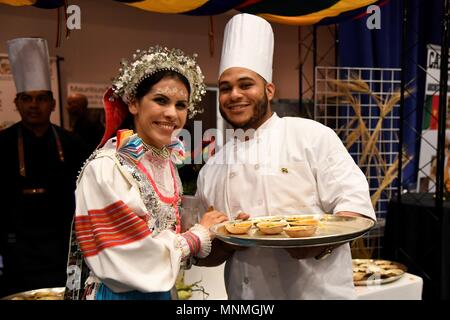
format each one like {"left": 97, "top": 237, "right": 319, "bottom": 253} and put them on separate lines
{"left": 184, "top": 264, "right": 228, "bottom": 300}
{"left": 355, "top": 273, "right": 423, "bottom": 300}
{"left": 183, "top": 265, "right": 423, "bottom": 300}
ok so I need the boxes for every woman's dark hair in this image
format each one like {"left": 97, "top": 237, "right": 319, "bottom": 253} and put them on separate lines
{"left": 134, "top": 70, "right": 191, "bottom": 102}
{"left": 118, "top": 111, "right": 135, "bottom": 132}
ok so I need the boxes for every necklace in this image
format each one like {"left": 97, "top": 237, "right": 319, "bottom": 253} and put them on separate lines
{"left": 142, "top": 140, "right": 170, "bottom": 159}
{"left": 141, "top": 140, "right": 170, "bottom": 171}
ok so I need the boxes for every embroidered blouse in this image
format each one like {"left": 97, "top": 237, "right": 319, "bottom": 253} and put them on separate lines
{"left": 74, "top": 134, "right": 210, "bottom": 294}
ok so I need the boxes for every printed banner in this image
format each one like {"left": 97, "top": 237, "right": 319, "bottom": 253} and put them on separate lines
{"left": 417, "top": 44, "right": 450, "bottom": 192}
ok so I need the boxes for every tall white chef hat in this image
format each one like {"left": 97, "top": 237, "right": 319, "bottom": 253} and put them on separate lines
{"left": 219, "top": 13, "right": 274, "bottom": 82}
{"left": 7, "top": 37, "right": 51, "bottom": 94}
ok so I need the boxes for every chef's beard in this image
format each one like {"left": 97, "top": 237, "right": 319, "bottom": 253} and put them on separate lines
{"left": 220, "top": 93, "right": 270, "bottom": 130}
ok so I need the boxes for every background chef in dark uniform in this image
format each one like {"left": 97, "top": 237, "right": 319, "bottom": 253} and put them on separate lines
{"left": 66, "top": 93, "right": 105, "bottom": 154}
{"left": 0, "top": 38, "right": 88, "bottom": 297}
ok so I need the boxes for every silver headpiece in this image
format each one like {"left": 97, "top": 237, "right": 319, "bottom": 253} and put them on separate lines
{"left": 112, "top": 46, "right": 206, "bottom": 118}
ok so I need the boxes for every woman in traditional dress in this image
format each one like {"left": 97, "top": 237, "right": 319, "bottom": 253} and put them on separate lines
{"left": 66, "top": 46, "right": 228, "bottom": 300}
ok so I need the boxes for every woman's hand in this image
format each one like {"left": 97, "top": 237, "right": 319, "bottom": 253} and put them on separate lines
{"left": 194, "top": 209, "right": 249, "bottom": 266}
{"left": 198, "top": 210, "right": 228, "bottom": 238}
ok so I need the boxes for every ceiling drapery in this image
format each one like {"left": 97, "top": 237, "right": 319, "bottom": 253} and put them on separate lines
{"left": 0, "top": 0, "right": 64, "bottom": 9}
{"left": 1, "top": 0, "right": 381, "bottom": 25}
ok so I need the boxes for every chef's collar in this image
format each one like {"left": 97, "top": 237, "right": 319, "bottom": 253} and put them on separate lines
{"left": 232, "top": 112, "right": 279, "bottom": 142}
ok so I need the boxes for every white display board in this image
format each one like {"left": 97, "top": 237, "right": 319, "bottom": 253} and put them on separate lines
{"left": 0, "top": 53, "right": 61, "bottom": 130}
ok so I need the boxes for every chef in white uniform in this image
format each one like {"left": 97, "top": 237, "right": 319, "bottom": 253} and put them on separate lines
{"left": 195, "top": 13, "right": 376, "bottom": 299}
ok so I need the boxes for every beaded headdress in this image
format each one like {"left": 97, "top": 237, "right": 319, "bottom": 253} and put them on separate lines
{"left": 99, "top": 46, "right": 206, "bottom": 147}
{"left": 111, "top": 46, "right": 206, "bottom": 118}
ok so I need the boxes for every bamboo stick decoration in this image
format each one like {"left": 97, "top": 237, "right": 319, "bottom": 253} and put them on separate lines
{"left": 360, "top": 89, "right": 414, "bottom": 167}
{"left": 327, "top": 79, "right": 386, "bottom": 172}
{"left": 324, "top": 76, "right": 413, "bottom": 181}
{"left": 371, "top": 151, "right": 412, "bottom": 206}
{"left": 320, "top": 74, "right": 414, "bottom": 259}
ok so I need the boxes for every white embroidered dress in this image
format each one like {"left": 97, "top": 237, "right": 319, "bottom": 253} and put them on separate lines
{"left": 74, "top": 135, "right": 209, "bottom": 295}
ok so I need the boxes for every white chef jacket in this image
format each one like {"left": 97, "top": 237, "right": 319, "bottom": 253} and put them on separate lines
{"left": 196, "top": 113, "right": 376, "bottom": 299}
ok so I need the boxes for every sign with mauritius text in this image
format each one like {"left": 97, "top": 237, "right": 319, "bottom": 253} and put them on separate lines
{"left": 67, "top": 83, "right": 109, "bottom": 109}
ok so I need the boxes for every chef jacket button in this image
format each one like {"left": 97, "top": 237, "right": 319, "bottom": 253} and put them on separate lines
{"left": 244, "top": 277, "right": 249, "bottom": 284}
{"left": 229, "top": 172, "right": 237, "bottom": 178}
{"left": 254, "top": 164, "right": 260, "bottom": 170}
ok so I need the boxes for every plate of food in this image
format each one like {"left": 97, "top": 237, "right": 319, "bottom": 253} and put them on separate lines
{"left": 210, "top": 214, "right": 375, "bottom": 248}
{"left": 352, "top": 259, "right": 407, "bottom": 286}
{"left": 1, "top": 287, "right": 65, "bottom": 300}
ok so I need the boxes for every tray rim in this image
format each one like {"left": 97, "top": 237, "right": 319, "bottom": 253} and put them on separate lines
{"left": 211, "top": 215, "right": 375, "bottom": 248}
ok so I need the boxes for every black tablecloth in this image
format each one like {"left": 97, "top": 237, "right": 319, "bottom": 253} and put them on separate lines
{"left": 383, "top": 193, "right": 450, "bottom": 300}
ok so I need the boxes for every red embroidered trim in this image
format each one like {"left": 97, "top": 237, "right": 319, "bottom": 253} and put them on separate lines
{"left": 181, "top": 231, "right": 201, "bottom": 257}
{"left": 75, "top": 200, "right": 151, "bottom": 257}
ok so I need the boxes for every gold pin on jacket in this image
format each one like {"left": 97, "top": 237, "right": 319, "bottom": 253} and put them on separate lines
{"left": 281, "top": 168, "right": 288, "bottom": 174}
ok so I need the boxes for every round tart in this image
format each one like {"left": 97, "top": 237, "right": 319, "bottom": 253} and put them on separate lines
{"left": 224, "top": 221, "right": 253, "bottom": 234}
{"left": 256, "top": 221, "right": 287, "bottom": 235}
{"left": 283, "top": 225, "right": 317, "bottom": 238}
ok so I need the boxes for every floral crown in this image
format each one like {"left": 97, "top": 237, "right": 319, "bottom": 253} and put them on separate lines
{"left": 111, "top": 46, "right": 206, "bottom": 118}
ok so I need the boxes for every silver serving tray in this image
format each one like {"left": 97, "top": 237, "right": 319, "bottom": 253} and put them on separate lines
{"left": 210, "top": 215, "right": 375, "bottom": 248}
{"left": 1, "top": 287, "right": 65, "bottom": 300}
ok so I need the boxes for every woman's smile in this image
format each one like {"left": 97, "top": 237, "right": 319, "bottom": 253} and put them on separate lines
{"left": 129, "top": 76, "right": 189, "bottom": 148}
